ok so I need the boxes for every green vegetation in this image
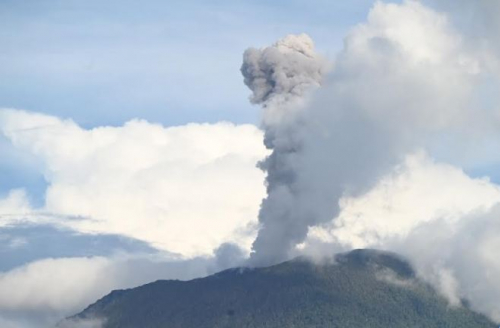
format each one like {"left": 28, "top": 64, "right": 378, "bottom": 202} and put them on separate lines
{"left": 65, "top": 249, "right": 496, "bottom": 328}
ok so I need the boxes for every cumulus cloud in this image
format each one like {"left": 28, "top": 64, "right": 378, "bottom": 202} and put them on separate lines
{"left": 307, "top": 152, "right": 500, "bottom": 249}
{"left": 302, "top": 152, "right": 500, "bottom": 320}
{"left": 0, "top": 109, "right": 269, "bottom": 326}
{"left": 0, "top": 109, "right": 268, "bottom": 257}
{"left": 428, "top": 0, "right": 500, "bottom": 61}
{"left": 390, "top": 205, "right": 500, "bottom": 321}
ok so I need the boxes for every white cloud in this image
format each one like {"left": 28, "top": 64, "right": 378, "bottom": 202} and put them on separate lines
{"left": 0, "top": 109, "right": 268, "bottom": 257}
{"left": 308, "top": 152, "right": 500, "bottom": 248}
{"left": 389, "top": 205, "right": 500, "bottom": 321}
{"left": 305, "top": 152, "right": 500, "bottom": 320}
{"left": 0, "top": 253, "right": 218, "bottom": 327}
{"left": 0, "top": 189, "right": 32, "bottom": 227}
{"left": 333, "top": 0, "right": 478, "bottom": 131}
{"left": 0, "top": 257, "right": 114, "bottom": 314}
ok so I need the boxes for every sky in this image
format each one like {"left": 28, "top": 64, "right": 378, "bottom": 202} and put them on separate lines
{"left": 0, "top": 0, "right": 381, "bottom": 207}
{"left": 3, "top": 0, "right": 500, "bottom": 327}
{"left": 0, "top": 0, "right": 379, "bottom": 127}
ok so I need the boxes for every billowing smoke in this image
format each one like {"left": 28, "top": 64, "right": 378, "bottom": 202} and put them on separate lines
{"left": 241, "top": 34, "right": 328, "bottom": 265}
{"left": 243, "top": 1, "right": 479, "bottom": 266}
{"left": 243, "top": 0, "right": 500, "bottom": 321}
{"left": 241, "top": 34, "right": 326, "bottom": 111}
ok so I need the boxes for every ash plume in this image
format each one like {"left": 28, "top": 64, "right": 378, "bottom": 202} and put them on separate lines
{"left": 243, "top": 2, "right": 480, "bottom": 267}
{"left": 241, "top": 34, "right": 328, "bottom": 265}
{"left": 243, "top": 0, "right": 500, "bottom": 323}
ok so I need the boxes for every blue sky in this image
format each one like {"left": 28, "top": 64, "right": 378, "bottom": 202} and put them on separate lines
{"left": 2, "top": 0, "right": 499, "bottom": 220}
{"left": 0, "top": 0, "right": 380, "bottom": 128}
{"left": 0, "top": 0, "right": 387, "bottom": 227}
{"left": 0, "top": 0, "right": 390, "bottom": 207}
{"left": 2, "top": 0, "right": 499, "bottom": 218}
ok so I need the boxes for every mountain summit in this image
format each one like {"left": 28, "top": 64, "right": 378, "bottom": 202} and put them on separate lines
{"left": 61, "top": 249, "right": 496, "bottom": 328}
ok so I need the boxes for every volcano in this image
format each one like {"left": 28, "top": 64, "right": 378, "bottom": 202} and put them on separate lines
{"left": 61, "top": 249, "right": 496, "bottom": 328}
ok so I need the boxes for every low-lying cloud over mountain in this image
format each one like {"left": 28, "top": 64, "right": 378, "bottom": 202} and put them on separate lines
{"left": 2, "top": 0, "right": 500, "bottom": 326}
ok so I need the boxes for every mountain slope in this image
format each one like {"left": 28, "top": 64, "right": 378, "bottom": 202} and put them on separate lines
{"left": 62, "top": 249, "right": 496, "bottom": 328}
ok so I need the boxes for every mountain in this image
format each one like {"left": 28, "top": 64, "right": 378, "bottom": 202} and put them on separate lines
{"left": 61, "top": 249, "right": 496, "bottom": 328}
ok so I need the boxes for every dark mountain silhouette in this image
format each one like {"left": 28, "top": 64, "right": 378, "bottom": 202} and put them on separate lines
{"left": 61, "top": 249, "right": 496, "bottom": 328}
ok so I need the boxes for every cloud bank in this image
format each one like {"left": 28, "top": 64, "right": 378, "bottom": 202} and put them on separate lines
{"left": 305, "top": 153, "right": 500, "bottom": 320}
{"left": 0, "top": 109, "right": 268, "bottom": 257}
{"left": 0, "top": 245, "right": 244, "bottom": 327}
{"left": 0, "top": 109, "right": 267, "bottom": 326}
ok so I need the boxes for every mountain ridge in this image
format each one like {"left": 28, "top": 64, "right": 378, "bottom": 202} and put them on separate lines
{"left": 60, "top": 249, "right": 497, "bottom": 328}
